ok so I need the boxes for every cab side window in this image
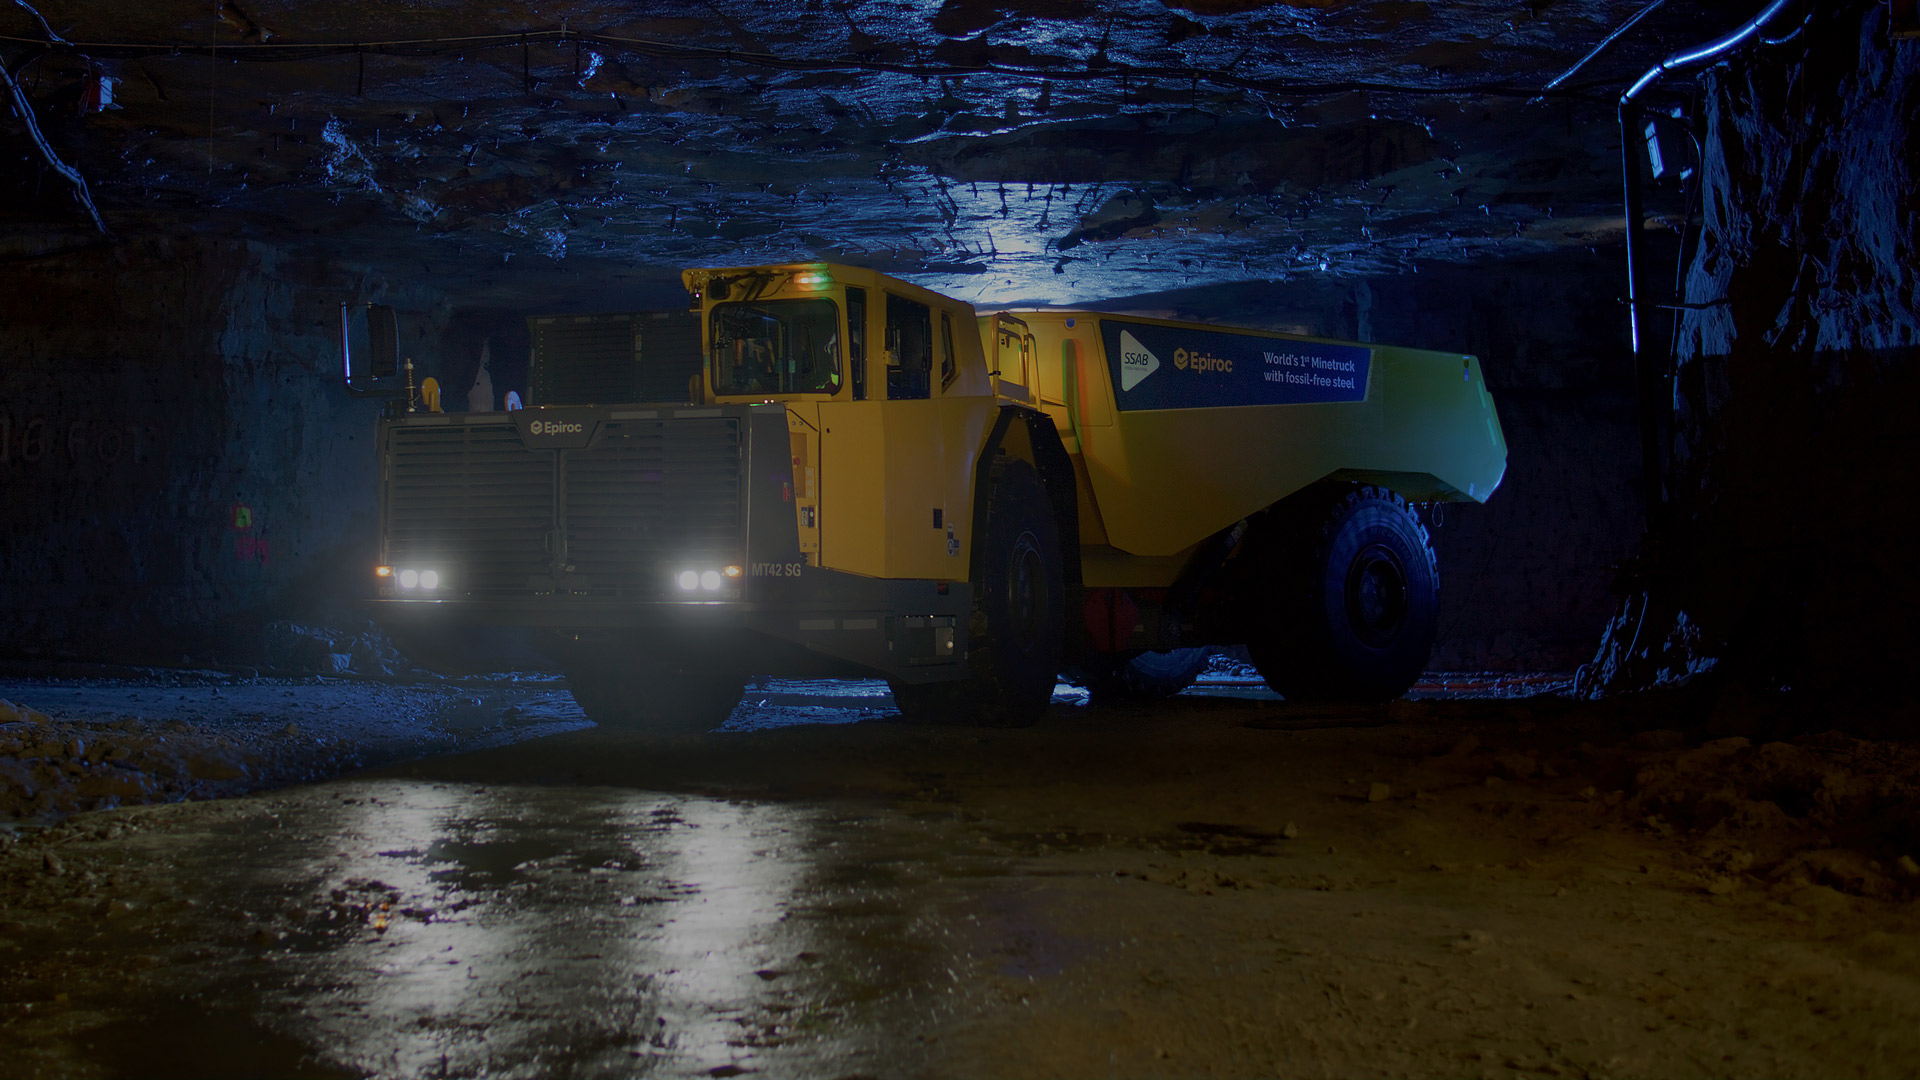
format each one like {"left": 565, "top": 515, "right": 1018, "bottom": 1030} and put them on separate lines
{"left": 846, "top": 287, "right": 866, "bottom": 401}
{"left": 939, "top": 312, "right": 957, "bottom": 390}
{"left": 884, "top": 293, "right": 932, "bottom": 400}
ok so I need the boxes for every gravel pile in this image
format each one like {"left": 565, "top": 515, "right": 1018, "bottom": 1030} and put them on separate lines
{"left": 0, "top": 676, "right": 588, "bottom": 823}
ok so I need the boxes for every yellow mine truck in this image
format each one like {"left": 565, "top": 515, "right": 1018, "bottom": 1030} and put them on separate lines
{"left": 347, "top": 262, "right": 1506, "bottom": 731}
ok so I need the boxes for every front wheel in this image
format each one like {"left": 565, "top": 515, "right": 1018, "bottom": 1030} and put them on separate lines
{"left": 1246, "top": 485, "right": 1438, "bottom": 702}
{"left": 562, "top": 646, "right": 742, "bottom": 734}
{"left": 891, "top": 459, "right": 1063, "bottom": 728}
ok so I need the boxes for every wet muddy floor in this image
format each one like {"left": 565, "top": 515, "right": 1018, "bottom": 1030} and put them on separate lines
{"left": 3, "top": 677, "right": 1919, "bottom": 1078}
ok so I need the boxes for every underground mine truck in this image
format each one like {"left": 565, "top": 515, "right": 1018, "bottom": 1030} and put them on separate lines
{"left": 341, "top": 263, "right": 1506, "bottom": 731}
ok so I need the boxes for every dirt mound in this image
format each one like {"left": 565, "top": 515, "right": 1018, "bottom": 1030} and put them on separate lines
{"left": 1620, "top": 730, "right": 1920, "bottom": 900}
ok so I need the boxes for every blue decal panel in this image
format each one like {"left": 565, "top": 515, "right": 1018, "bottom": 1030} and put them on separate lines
{"left": 1099, "top": 318, "right": 1371, "bottom": 412}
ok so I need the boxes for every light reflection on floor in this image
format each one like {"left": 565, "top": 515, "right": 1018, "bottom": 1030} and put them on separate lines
{"left": 256, "top": 784, "right": 826, "bottom": 1078}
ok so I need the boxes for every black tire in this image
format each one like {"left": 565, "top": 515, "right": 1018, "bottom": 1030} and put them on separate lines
{"left": 1246, "top": 485, "right": 1437, "bottom": 702}
{"left": 563, "top": 649, "right": 742, "bottom": 735}
{"left": 1078, "top": 648, "right": 1212, "bottom": 705}
{"left": 890, "top": 458, "right": 1064, "bottom": 728}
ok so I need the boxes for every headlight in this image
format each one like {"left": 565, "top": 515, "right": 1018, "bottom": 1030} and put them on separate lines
{"left": 385, "top": 566, "right": 448, "bottom": 593}
{"left": 674, "top": 565, "right": 738, "bottom": 595}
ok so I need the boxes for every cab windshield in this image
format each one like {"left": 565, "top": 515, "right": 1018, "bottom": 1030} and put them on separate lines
{"left": 710, "top": 299, "right": 841, "bottom": 396}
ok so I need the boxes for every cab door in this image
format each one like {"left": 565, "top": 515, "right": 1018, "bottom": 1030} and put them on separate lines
{"left": 991, "top": 314, "right": 1035, "bottom": 403}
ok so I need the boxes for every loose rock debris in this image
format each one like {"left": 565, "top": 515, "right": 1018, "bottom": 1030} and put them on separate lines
{"left": 0, "top": 674, "right": 587, "bottom": 822}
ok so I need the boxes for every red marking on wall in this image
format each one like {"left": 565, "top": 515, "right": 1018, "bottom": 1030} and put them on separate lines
{"left": 230, "top": 503, "right": 269, "bottom": 566}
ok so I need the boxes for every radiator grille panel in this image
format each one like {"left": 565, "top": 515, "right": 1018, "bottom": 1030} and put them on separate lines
{"left": 565, "top": 419, "right": 743, "bottom": 598}
{"left": 386, "top": 422, "right": 553, "bottom": 597}
{"left": 382, "top": 416, "right": 743, "bottom": 600}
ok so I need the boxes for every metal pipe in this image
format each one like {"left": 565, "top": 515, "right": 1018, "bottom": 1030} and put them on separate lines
{"left": 1617, "top": 0, "right": 1795, "bottom": 521}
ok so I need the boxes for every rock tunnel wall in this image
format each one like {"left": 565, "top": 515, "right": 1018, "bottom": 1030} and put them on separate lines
{"left": 1588, "top": 2, "right": 1920, "bottom": 707}
{"left": 0, "top": 236, "right": 454, "bottom": 665}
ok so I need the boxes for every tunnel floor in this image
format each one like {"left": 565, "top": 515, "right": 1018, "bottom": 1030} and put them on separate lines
{"left": 2, "top": 676, "right": 1919, "bottom": 1078}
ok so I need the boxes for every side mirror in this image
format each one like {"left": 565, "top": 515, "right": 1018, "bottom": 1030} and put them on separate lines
{"left": 340, "top": 303, "right": 404, "bottom": 396}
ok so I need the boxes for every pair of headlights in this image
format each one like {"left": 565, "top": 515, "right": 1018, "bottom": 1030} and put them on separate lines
{"left": 377, "top": 564, "right": 747, "bottom": 594}
{"left": 678, "top": 566, "right": 743, "bottom": 592}
{"left": 375, "top": 566, "right": 441, "bottom": 591}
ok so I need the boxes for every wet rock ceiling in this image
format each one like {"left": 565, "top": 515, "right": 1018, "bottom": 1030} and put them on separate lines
{"left": 1, "top": 0, "right": 1748, "bottom": 310}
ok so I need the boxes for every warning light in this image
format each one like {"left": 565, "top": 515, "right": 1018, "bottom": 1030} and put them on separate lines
{"left": 723, "top": 565, "right": 743, "bottom": 578}
{"left": 375, "top": 565, "right": 394, "bottom": 578}
{"left": 791, "top": 270, "right": 833, "bottom": 291}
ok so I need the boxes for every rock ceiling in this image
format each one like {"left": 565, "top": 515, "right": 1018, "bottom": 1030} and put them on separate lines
{"left": 0, "top": 0, "right": 1756, "bottom": 310}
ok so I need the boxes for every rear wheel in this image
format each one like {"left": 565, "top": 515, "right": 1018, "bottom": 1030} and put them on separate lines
{"left": 1078, "top": 648, "right": 1212, "bottom": 705}
{"left": 1246, "top": 485, "right": 1437, "bottom": 702}
{"left": 890, "top": 458, "right": 1063, "bottom": 728}
{"left": 562, "top": 646, "right": 742, "bottom": 734}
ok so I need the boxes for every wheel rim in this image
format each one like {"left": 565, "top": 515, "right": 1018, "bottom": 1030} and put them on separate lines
{"left": 1344, "top": 543, "right": 1408, "bottom": 647}
{"left": 1006, "top": 530, "right": 1047, "bottom": 650}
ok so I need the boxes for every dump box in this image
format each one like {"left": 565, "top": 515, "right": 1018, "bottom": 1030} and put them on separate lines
{"left": 1002, "top": 310, "right": 1506, "bottom": 581}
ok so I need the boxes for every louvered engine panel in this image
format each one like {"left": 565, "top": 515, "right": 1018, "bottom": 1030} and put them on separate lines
{"left": 530, "top": 316, "right": 639, "bottom": 405}
{"left": 564, "top": 418, "right": 743, "bottom": 599}
{"left": 384, "top": 422, "right": 551, "bottom": 597}
{"left": 528, "top": 312, "right": 701, "bottom": 406}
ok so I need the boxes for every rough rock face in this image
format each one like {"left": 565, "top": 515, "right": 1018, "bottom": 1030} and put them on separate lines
{"left": 1586, "top": 2, "right": 1920, "bottom": 713}
{"left": 0, "top": 237, "right": 459, "bottom": 661}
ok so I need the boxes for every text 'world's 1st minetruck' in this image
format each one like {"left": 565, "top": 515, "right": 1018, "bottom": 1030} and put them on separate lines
{"left": 343, "top": 262, "right": 1506, "bottom": 731}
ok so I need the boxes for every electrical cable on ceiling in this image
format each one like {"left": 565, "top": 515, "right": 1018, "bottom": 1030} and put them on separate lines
{"left": 0, "top": 51, "right": 107, "bottom": 232}
{"left": 1534, "top": 0, "right": 1667, "bottom": 102}
{"left": 6, "top": 0, "right": 64, "bottom": 45}
{"left": 0, "top": 26, "right": 1607, "bottom": 101}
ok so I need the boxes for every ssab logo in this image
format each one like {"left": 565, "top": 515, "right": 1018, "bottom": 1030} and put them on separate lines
{"left": 528, "top": 420, "right": 583, "bottom": 436}
{"left": 1117, "top": 330, "right": 1161, "bottom": 391}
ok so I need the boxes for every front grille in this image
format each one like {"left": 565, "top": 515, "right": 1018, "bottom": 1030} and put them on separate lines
{"left": 565, "top": 418, "right": 743, "bottom": 599}
{"left": 381, "top": 415, "right": 744, "bottom": 600}
{"left": 385, "top": 422, "right": 552, "bottom": 598}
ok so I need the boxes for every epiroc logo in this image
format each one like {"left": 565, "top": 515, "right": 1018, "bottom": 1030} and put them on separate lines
{"left": 516, "top": 414, "right": 596, "bottom": 446}
{"left": 1117, "top": 330, "right": 1161, "bottom": 390}
{"left": 1173, "top": 348, "right": 1232, "bottom": 374}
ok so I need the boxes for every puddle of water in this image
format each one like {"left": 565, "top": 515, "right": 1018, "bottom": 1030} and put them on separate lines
{"left": 187, "top": 781, "right": 897, "bottom": 1078}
